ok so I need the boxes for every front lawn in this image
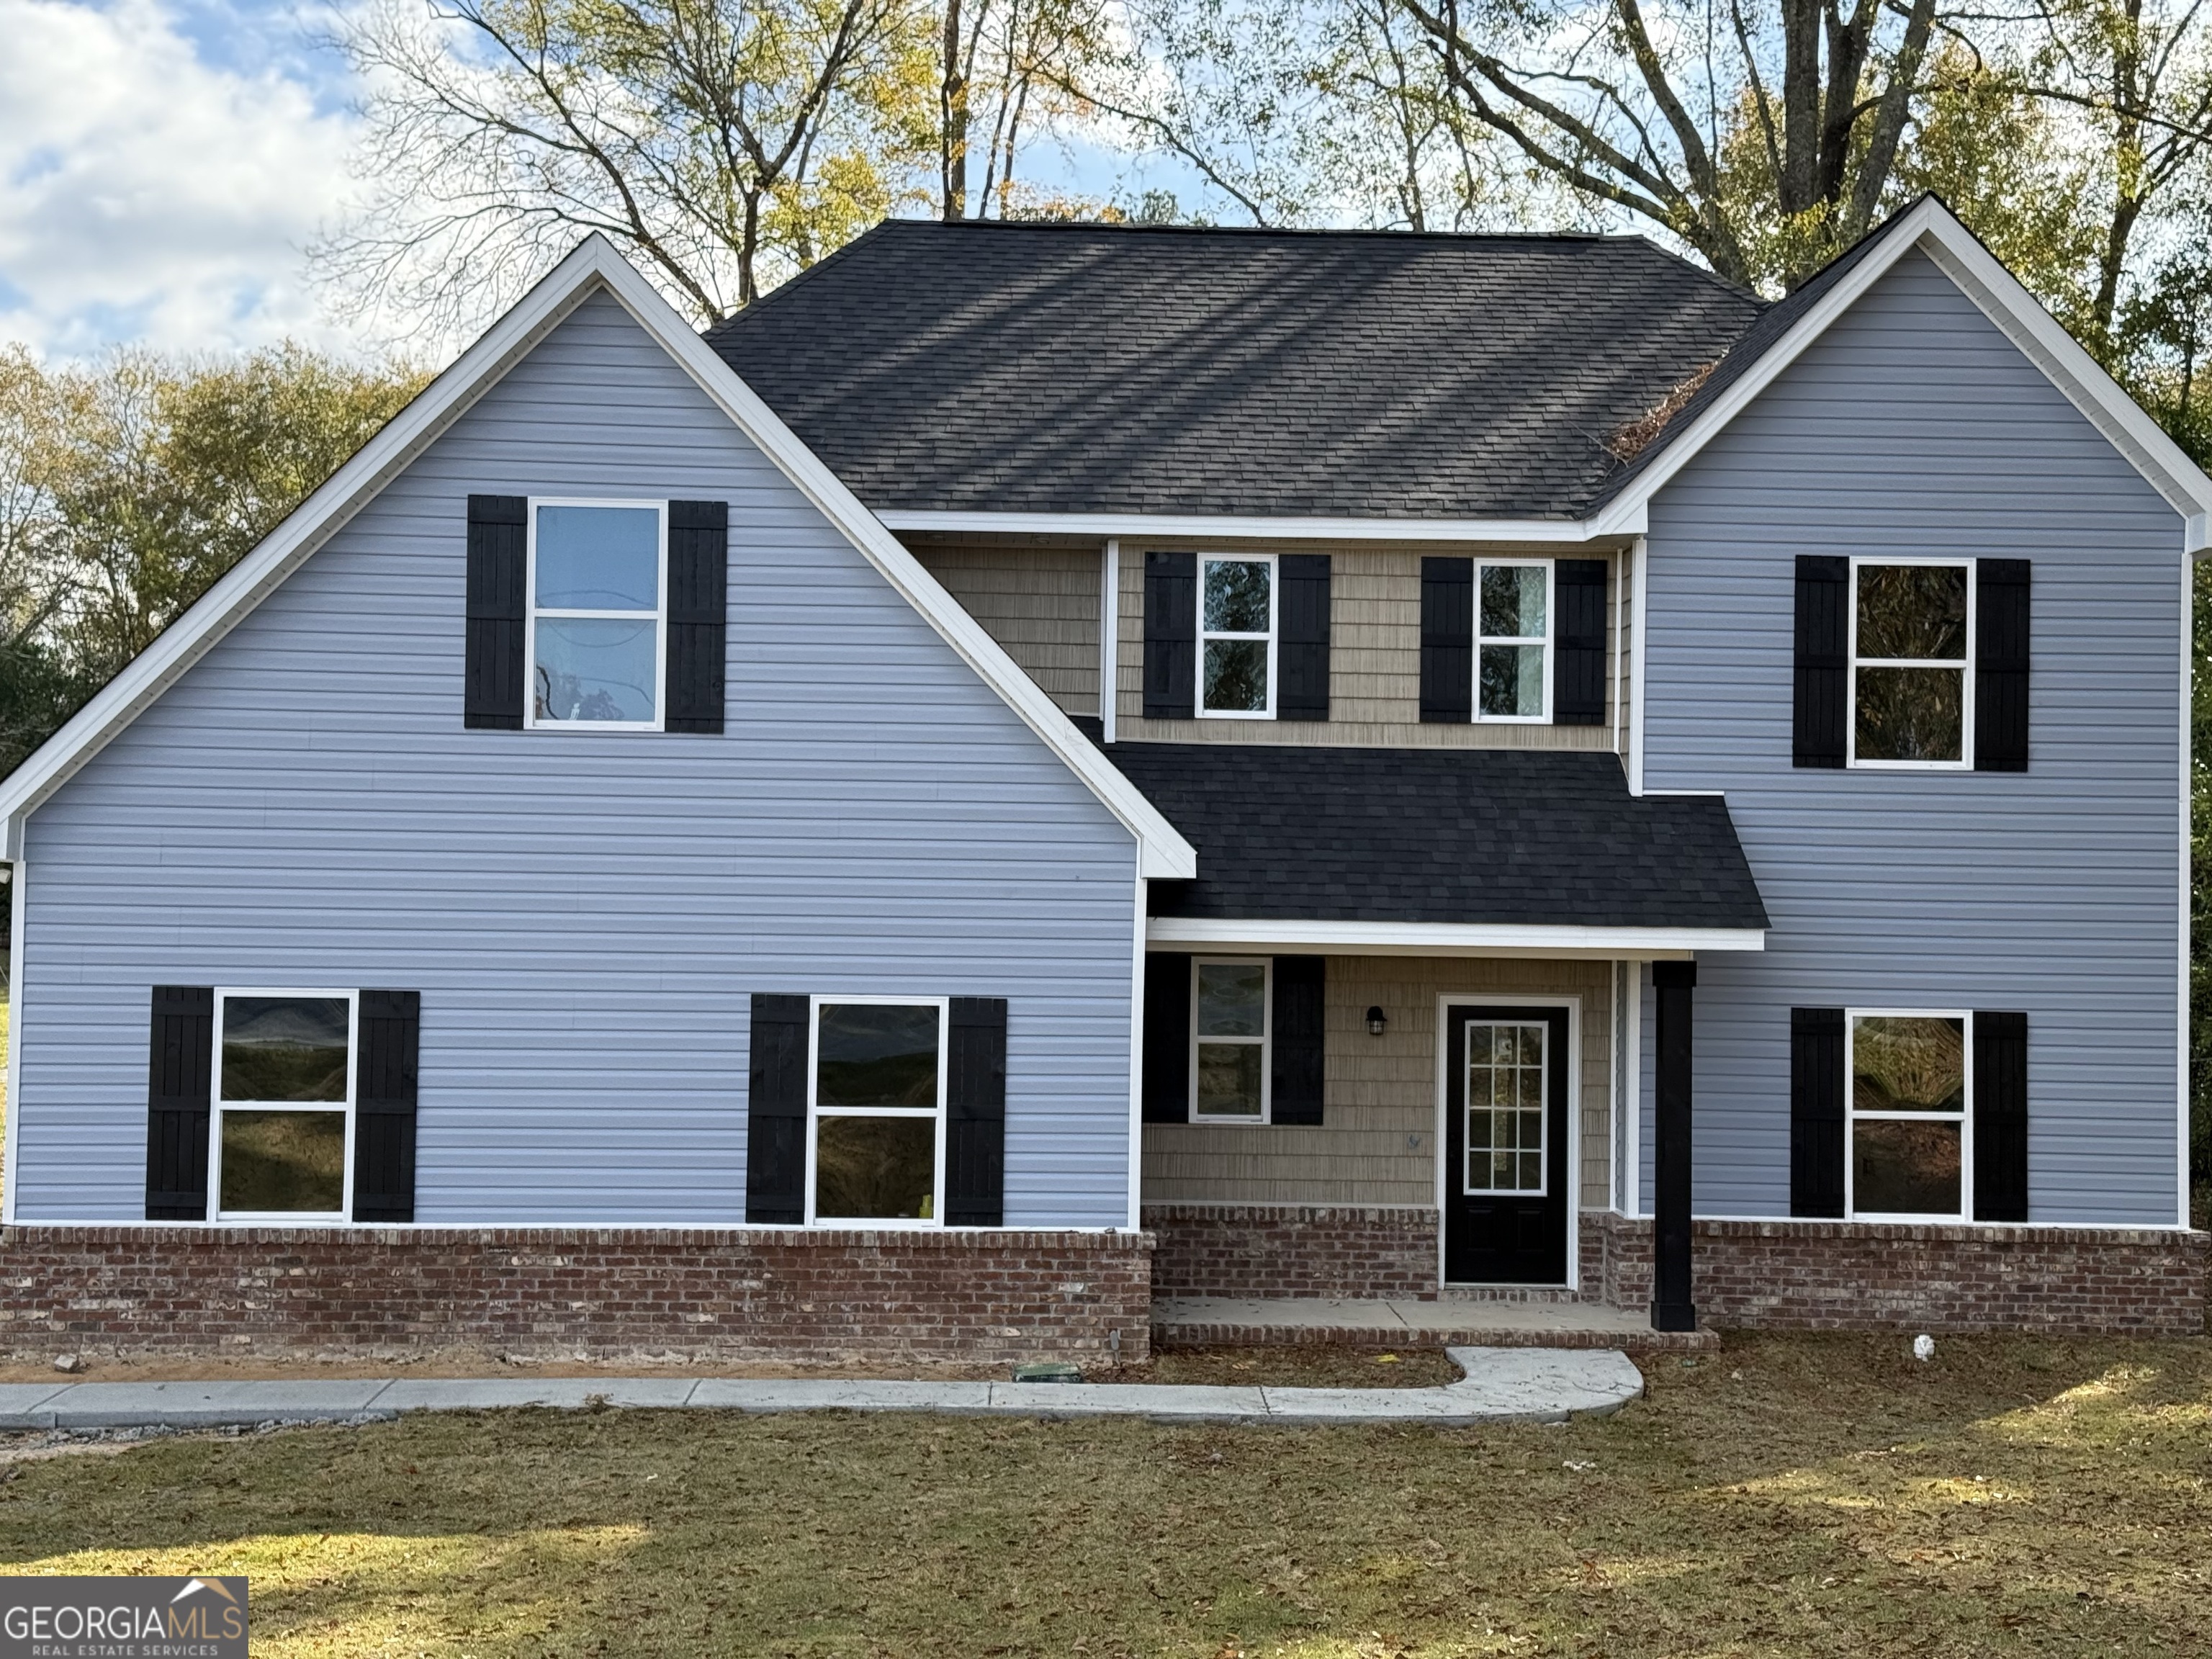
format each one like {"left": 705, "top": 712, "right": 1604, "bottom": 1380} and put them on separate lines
{"left": 4, "top": 1332, "right": 2208, "bottom": 1656}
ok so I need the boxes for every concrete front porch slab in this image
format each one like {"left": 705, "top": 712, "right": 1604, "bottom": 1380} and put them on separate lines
{"left": 1154, "top": 1296, "right": 1718, "bottom": 1354}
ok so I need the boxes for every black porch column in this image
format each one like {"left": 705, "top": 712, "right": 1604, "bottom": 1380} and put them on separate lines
{"left": 1650, "top": 960, "right": 1697, "bottom": 1333}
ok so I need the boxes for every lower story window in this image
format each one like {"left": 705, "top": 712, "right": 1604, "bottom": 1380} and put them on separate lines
{"left": 211, "top": 989, "right": 356, "bottom": 1220}
{"left": 809, "top": 999, "right": 945, "bottom": 1223}
{"left": 1848, "top": 1010, "right": 1969, "bottom": 1219}
{"left": 1191, "top": 958, "right": 1269, "bottom": 1120}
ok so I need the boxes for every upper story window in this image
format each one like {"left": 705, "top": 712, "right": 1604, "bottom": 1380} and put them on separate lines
{"left": 527, "top": 500, "right": 667, "bottom": 729}
{"left": 1848, "top": 1011, "right": 1969, "bottom": 1219}
{"left": 1476, "top": 560, "right": 1551, "bottom": 721}
{"left": 1200, "top": 555, "right": 1276, "bottom": 717}
{"left": 211, "top": 990, "right": 356, "bottom": 1220}
{"left": 808, "top": 999, "right": 946, "bottom": 1225}
{"left": 1851, "top": 559, "right": 1972, "bottom": 768}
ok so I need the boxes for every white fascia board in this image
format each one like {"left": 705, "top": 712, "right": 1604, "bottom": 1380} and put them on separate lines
{"left": 583, "top": 252, "right": 1195, "bottom": 879}
{"left": 1591, "top": 197, "right": 2212, "bottom": 547}
{"left": 0, "top": 241, "right": 608, "bottom": 834}
{"left": 877, "top": 508, "right": 1642, "bottom": 543}
{"left": 1145, "top": 917, "right": 1765, "bottom": 959}
{"left": 0, "top": 235, "right": 1198, "bottom": 881}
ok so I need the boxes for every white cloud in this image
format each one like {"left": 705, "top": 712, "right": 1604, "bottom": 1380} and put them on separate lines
{"left": 0, "top": 0, "right": 361, "bottom": 360}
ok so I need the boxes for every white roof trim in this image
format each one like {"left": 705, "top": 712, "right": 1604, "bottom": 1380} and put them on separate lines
{"left": 1589, "top": 197, "right": 2212, "bottom": 550}
{"left": 879, "top": 510, "right": 1637, "bottom": 543}
{"left": 0, "top": 237, "right": 1197, "bottom": 880}
{"left": 1146, "top": 917, "right": 1766, "bottom": 960}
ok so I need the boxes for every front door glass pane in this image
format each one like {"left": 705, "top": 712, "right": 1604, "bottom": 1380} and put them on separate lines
{"left": 1465, "top": 1021, "right": 1546, "bottom": 1192}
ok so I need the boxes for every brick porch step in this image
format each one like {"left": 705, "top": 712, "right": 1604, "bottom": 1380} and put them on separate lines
{"left": 1152, "top": 1296, "right": 1719, "bottom": 1354}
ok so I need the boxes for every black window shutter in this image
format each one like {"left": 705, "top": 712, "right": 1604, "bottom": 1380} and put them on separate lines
{"left": 665, "top": 500, "right": 728, "bottom": 734}
{"left": 1793, "top": 555, "right": 1849, "bottom": 767}
{"left": 1277, "top": 555, "right": 1331, "bottom": 721}
{"left": 145, "top": 986, "right": 214, "bottom": 1220}
{"left": 1143, "top": 552, "right": 1196, "bottom": 719}
{"left": 464, "top": 495, "right": 528, "bottom": 730}
{"left": 1789, "top": 1006, "right": 1845, "bottom": 1217}
{"left": 945, "top": 997, "right": 1008, "bottom": 1226}
{"left": 1552, "top": 558, "right": 1607, "bottom": 726}
{"left": 1269, "top": 956, "right": 1325, "bottom": 1125}
{"left": 1974, "top": 1010, "right": 2029, "bottom": 1221}
{"left": 1420, "top": 557, "right": 1473, "bottom": 722}
{"left": 746, "top": 993, "right": 810, "bottom": 1223}
{"left": 1974, "top": 559, "right": 2030, "bottom": 773}
{"left": 352, "top": 990, "right": 421, "bottom": 1223}
{"left": 1141, "top": 953, "right": 1192, "bottom": 1122}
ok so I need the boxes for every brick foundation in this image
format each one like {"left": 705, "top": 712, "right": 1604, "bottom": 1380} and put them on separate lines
{"left": 0, "top": 1226, "right": 1154, "bottom": 1364}
{"left": 1589, "top": 1211, "right": 2208, "bottom": 1335}
{"left": 1145, "top": 1205, "right": 1439, "bottom": 1299}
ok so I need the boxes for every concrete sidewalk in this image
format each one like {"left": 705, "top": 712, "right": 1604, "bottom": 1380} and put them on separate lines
{"left": 0, "top": 1346, "right": 1642, "bottom": 1431}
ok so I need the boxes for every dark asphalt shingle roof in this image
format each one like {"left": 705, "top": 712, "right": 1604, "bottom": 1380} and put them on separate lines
{"left": 1089, "top": 738, "right": 1768, "bottom": 930}
{"left": 706, "top": 220, "right": 1764, "bottom": 519}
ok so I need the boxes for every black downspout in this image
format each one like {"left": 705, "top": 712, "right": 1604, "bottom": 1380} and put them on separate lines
{"left": 1651, "top": 960, "right": 1697, "bottom": 1333}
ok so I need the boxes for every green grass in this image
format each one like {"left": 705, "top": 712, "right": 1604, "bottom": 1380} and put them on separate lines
{"left": 4, "top": 1332, "right": 2209, "bottom": 1657}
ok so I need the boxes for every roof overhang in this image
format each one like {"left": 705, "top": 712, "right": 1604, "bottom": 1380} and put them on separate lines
{"left": 1146, "top": 916, "right": 1766, "bottom": 961}
{"left": 0, "top": 236, "right": 1197, "bottom": 880}
{"left": 879, "top": 510, "right": 1639, "bottom": 543}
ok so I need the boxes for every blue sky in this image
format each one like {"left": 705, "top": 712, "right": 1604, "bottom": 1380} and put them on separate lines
{"left": 0, "top": 0, "right": 1214, "bottom": 363}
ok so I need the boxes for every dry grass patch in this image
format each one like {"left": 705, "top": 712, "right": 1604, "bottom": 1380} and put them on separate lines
{"left": 2, "top": 1331, "right": 2208, "bottom": 1655}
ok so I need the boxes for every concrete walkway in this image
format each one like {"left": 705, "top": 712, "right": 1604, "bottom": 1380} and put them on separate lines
{"left": 1156, "top": 1298, "right": 1717, "bottom": 1354}
{"left": 0, "top": 1346, "right": 1643, "bottom": 1431}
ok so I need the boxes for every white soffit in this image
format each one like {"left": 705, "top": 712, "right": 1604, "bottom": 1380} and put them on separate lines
{"left": 1146, "top": 917, "right": 1767, "bottom": 960}
{"left": 0, "top": 238, "right": 1198, "bottom": 881}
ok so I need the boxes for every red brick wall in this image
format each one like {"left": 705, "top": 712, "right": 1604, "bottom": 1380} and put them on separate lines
{"left": 1145, "top": 1204, "right": 1439, "bottom": 1299}
{"left": 0, "top": 1226, "right": 1154, "bottom": 1364}
{"left": 1591, "top": 1212, "right": 2207, "bottom": 1335}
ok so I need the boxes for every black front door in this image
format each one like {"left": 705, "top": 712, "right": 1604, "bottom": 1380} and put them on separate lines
{"left": 1442, "top": 1003, "right": 1571, "bottom": 1285}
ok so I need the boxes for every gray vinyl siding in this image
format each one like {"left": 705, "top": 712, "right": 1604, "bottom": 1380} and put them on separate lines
{"left": 1638, "top": 249, "right": 2183, "bottom": 1225}
{"left": 11, "top": 289, "right": 1138, "bottom": 1227}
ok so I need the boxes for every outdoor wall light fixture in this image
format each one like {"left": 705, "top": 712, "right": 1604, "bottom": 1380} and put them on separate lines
{"left": 1365, "top": 1005, "right": 1388, "bottom": 1037}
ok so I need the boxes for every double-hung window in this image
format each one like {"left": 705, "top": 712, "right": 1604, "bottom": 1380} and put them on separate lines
{"left": 1199, "top": 555, "right": 1276, "bottom": 717}
{"left": 1848, "top": 1011, "right": 1969, "bottom": 1219}
{"left": 527, "top": 500, "right": 668, "bottom": 729}
{"left": 808, "top": 998, "right": 947, "bottom": 1225}
{"left": 1851, "top": 558, "right": 1972, "bottom": 766}
{"left": 1475, "top": 560, "right": 1550, "bottom": 721}
{"left": 1191, "top": 958, "right": 1269, "bottom": 1120}
{"left": 210, "top": 989, "right": 356, "bottom": 1220}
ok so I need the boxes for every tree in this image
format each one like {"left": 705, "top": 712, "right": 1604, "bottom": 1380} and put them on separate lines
{"left": 325, "top": 0, "right": 940, "bottom": 334}
{"left": 1384, "top": 0, "right": 1946, "bottom": 289}
{"left": 938, "top": 0, "right": 1114, "bottom": 219}
{"left": 0, "top": 348, "right": 427, "bottom": 777}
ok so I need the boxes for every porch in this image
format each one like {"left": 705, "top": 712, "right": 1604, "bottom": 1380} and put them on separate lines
{"left": 1152, "top": 1294, "right": 1717, "bottom": 1354}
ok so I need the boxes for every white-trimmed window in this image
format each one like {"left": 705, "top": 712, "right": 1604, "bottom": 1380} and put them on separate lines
{"left": 210, "top": 989, "right": 357, "bottom": 1221}
{"left": 527, "top": 499, "right": 668, "bottom": 729}
{"left": 1848, "top": 1010, "right": 1970, "bottom": 1219}
{"left": 1190, "top": 958, "right": 1269, "bottom": 1120}
{"left": 1461, "top": 1018, "right": 1548, "bottom": 1195}
{"left": 1475, "top": 559, "right": 1551, "bottom": 721}
{"left": 807, "top": 997, "right": 947, "bottom": 1225}
{"left": 1199, "top": 555, "right": 1276, "bottom": 717}
{"left": 1849, "top": 557, "right": 1973, "bottom": 768}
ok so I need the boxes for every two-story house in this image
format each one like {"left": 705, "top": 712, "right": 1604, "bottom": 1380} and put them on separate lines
{"left": 1, "top": 196, "right": 2203, "bottom": 1362}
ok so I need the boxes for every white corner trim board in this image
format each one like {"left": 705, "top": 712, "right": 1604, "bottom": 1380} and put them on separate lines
{"left": 0, "top": 238, "right": 1197, "bottom": 881}
{"left": 1145, "top": 917, "right": 1766, "bottom": 959}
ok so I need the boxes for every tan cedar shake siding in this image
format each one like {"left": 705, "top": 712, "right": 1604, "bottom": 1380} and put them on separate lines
{"left": 910, "top": 541, "right": 1102, "bottom": 716}
{"left": 1117, "top": 543, "right": 1631, "bottom": 749}
{"left": 1143, "top": 956, "right": 1614, "bottom": 1209}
